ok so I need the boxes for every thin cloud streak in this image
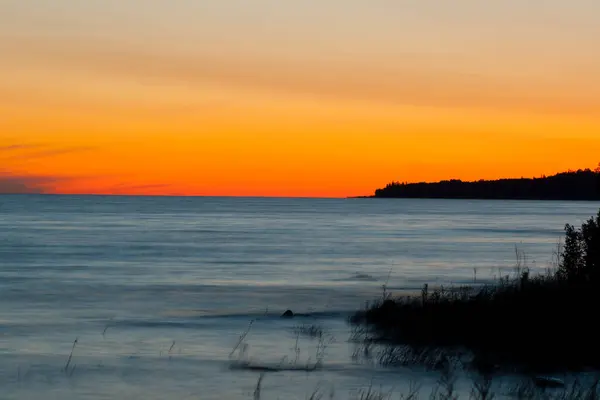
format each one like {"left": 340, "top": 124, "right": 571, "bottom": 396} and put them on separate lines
{"left": 0, "top": 144, "right": 40, "bottom": 151}
{"left": 4, "top": 35, "right": 599, "bottom": 116}
{"left": 0, "top": 172, "right": 61, "bottom": 194}
{"left": 23, "top": 146, "right": 97, "bottom": 159}
{"left": 106, "top": 183, "right": 175, "bottom": 194}
{"left": 0, "top": 143, "right": 98, "bottom": 161}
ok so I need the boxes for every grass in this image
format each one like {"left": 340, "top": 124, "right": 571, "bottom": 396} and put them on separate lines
{"left": 351, "top": 256, "right": 600, "bottom": 373}
{"left": 229, "top": 320, "right": 332, "bottom": 373}
{"left": 250, "top": 370, "right": 600, "bottom": 399}
{"left": 352, "top": 207, "right": 600, "bottom": 374}
{"left": 63, "top": 337, "right": 78, "bottom": 375}
{"left": 293, "top": 324, "right": 326, "bottom": 339}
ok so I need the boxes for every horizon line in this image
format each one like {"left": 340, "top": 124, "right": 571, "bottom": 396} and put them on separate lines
{"left": 1, "top": 165, "right": 596, "bottom": 199}
{"left": 0, "top": 193, "right": 354, "bottom": 199}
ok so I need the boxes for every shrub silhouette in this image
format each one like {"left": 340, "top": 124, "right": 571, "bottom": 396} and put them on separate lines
{"left": 559, "top": 211, "right": 600, "bottom": 282}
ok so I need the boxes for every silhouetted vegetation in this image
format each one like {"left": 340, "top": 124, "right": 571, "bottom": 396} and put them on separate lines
{"left": 260, "top": 368, "right": 600, "bottom": 399}
{"left": 373, "top": 167, "right": 600, "bottom": 200}
{"left": 558, "top": 211, "right": 600, "bottom": 282}
{"left": 352, "top": 209, "right": 600, "bottom": 373}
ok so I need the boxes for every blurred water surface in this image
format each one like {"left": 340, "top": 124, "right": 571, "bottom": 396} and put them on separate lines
{"left": 1, "top": 195, "right": 598, "bottom": 399}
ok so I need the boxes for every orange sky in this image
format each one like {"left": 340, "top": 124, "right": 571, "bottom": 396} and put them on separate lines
{"left": 1, "top": 1, "right": 599, "bottom": 197}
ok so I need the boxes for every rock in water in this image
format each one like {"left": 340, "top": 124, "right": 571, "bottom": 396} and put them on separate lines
{"left": 281, "top": 310, "right": 294, "bottom": 318}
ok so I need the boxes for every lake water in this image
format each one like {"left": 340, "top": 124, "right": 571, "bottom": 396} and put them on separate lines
{"left": 1, "top": 196, "right": 599, "bottom": 399}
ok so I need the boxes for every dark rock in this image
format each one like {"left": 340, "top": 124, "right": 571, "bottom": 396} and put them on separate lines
{"left": 281, "top": 310, "right": 294, "bottom": 318}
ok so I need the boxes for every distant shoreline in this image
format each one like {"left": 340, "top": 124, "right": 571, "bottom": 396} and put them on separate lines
{"left": 367, "top": 168, "right": 600, "bottom": 201}
{"left": 351, "top": 196, "right": 600, "bottom": 201}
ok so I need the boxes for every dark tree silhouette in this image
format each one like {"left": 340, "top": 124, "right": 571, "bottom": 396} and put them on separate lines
{"left": 374, "top": 168, "right": 600, "bottom": 200}
{"left": 559, "top": 210, "right": 600, "bottom": 282}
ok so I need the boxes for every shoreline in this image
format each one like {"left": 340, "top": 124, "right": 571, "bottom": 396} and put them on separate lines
{"left": 348, "top": 196, "right": 600, "bottom": 201}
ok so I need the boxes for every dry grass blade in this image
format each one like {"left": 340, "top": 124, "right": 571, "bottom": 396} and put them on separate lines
{"left": 64, "top": 338, "right": 78, "bottom": 373}
{"left": 253, "top": 373, "right": 265, "bottom": 400}
{"left": 470, "top": 374, "right": 495, "bottom": 400}
{"left": 400, "top": 381, "right": 421, "bottom": 400}
{"left": 230, "top": 320, "right": 254, "bottom": 358}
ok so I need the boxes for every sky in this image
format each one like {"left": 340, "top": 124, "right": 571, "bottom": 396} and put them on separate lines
{"left": 1, "top": 0, "right": 599, "bottom": 197}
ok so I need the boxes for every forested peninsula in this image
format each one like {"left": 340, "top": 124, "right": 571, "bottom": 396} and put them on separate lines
{"left": 372, "top": 168, "right": 600, "bottom": 200}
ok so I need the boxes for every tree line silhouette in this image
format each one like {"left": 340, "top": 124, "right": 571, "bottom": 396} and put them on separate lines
{"left": 374, "top": 166, "right": 600, "bottom": 200}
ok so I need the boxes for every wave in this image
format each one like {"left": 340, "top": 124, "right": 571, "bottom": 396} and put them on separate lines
{"left": 454, "top": 227, "right": 563, "bottom": 236}
{"left": 229, "top": 359, "right": 322, "bottom": 372}
{"left": 167, "top": 308, "right": 354, "bottom": 320}
{"left": 331, "top": 273, "right": 379, "bottom": 282}
{"left": 109, "top": 309, "right": 353, "bottom": 330}
{"left": 112, "top": 320, "right": 204, "bottom": 329}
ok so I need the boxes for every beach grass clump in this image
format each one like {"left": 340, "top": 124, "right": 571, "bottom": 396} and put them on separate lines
{"left": 293, "top": 323, "right": 326, "bottom": 339}
{"left": 351, "top": 210, "right": 600, "bottom": 373}
{"left": 252, "top": 371, "right": 599, "bottom": 399}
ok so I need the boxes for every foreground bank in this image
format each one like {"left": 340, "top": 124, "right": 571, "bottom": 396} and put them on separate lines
{"left": 352, "top": 209, "right": 600, "bottom": 373}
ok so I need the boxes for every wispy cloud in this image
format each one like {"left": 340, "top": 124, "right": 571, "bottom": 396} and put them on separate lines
{"left": 0, "top": 142, "right": 95, "bottom": 194}
{"left": 23, "top": 146, "right": 96, "bottom": 159}
{"left": 3, "top": 33, "right": 599, "bottom": 115}
{"left": 115, "top": 183, "right": 173, "bottom": 190}
{"left": 105, "top": 182, "right": 177, "bottom": 195}
{"left": 0, "top": 142, "right": 97, "bottom": 161}
{"left": 0, "top": 172, "right": 64, "bottom": 194}
{"left": 0, "top": 144, "right": 40, "bottom": 151}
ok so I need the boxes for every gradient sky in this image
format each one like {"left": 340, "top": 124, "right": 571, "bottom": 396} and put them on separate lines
{"left": 1, "top": 1, "right": 599, "bottom": 197}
